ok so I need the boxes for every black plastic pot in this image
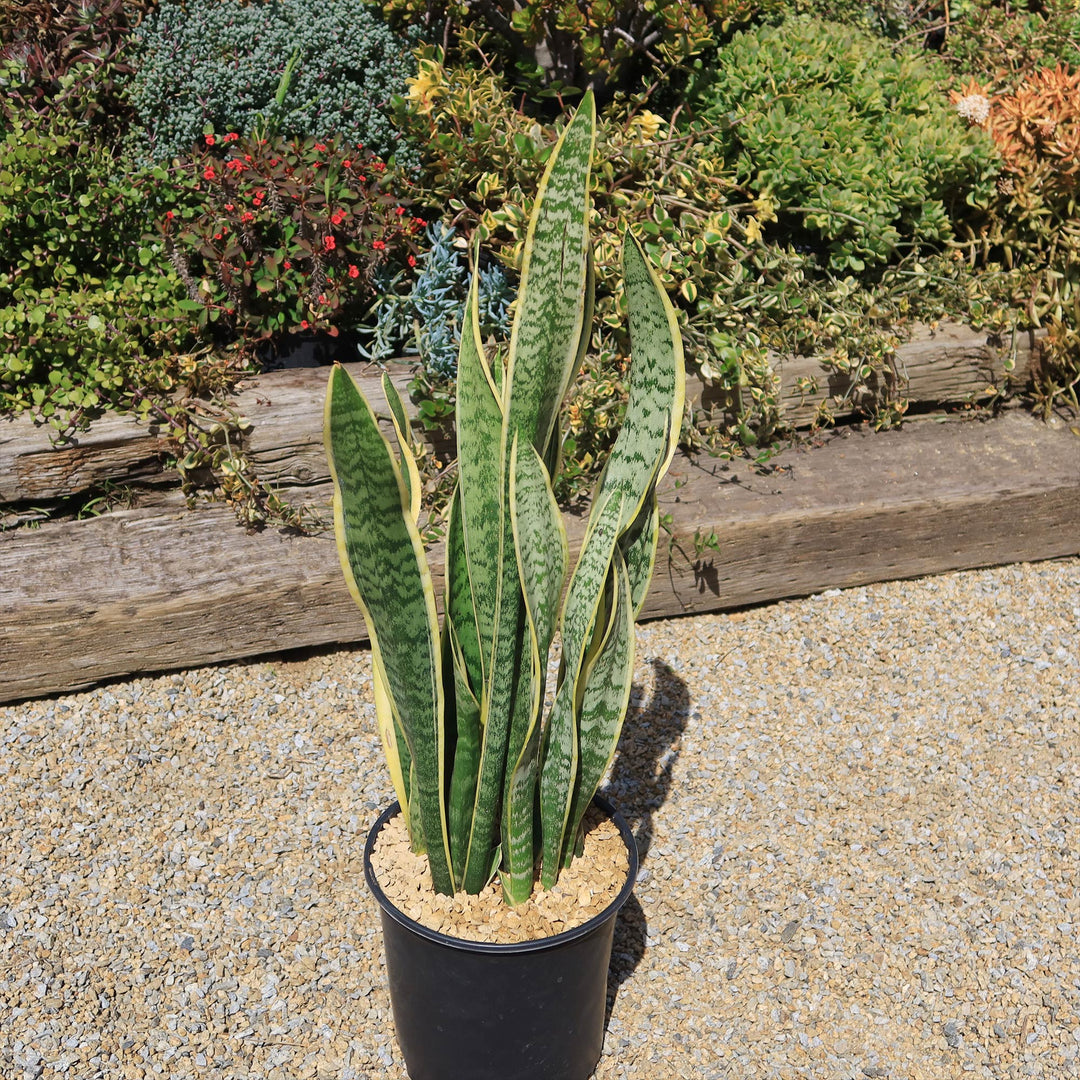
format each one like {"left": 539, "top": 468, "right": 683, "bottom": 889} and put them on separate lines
{"left": 363, "top": 795, "right": 638, "bottom": 1080}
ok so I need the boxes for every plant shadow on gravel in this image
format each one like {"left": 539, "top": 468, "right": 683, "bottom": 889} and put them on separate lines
{"left": 602, "top": 658, "right": 691, "bottom": 1029}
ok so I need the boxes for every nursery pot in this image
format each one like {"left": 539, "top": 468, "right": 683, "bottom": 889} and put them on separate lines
{"left": 363, "top": 795, "right": 639, "bottom": 1080}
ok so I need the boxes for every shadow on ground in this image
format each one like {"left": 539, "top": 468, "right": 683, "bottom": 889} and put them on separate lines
{"left": 603, "top": 658, "right": 692, "bottom": 1025}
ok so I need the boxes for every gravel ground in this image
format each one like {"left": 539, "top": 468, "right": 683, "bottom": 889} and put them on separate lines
{"left": 2, "top": 556, "right": 1078, "bottom": 1080}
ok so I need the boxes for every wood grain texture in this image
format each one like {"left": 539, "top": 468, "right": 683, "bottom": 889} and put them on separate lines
{"left": 0, "top": 323, "right": 1043, "bottom": 507}
{"left": 648, "top": 408, "right": 1080, "bottom": 615}
{"left": 696, "top": 323, "right": 1042, "bottom": 429}
{"left": 3, "top": 408, "right": 1077, "bottom": 704}
{"left": 0, "top": 410, "right": 175, "bottom": 503}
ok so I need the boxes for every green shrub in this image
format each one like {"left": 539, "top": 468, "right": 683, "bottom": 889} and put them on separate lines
{"left": 384, "top": 0, "right": 751, "bottom": 94}
{"left": 686, "top": 17, "right": 1000, "bottom": 271}
{"left": 756, "top": 0, "right": 920, "bottom": 38}
{"left": 938, "top": 0, "right": 1080, "bottom": 81}
{"left": 0, "top": 97, "right": 198, "bottom": 429}
{"left": 127, "top": 0, "right": 422, "bottom": 165}
{"left": 163, "top": 132, "right": 423, "bottom": 344}
{"left": 0, "top": 0, "right": 153, "bottom": 132}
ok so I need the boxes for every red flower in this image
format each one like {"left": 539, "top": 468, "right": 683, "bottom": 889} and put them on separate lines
{"left": 348, "top": 264, "right": 359, "bottom": 278}
{"left": 301, "top": 319, "right": 310, "bottom": 330}
{"left": 324, "top": 235, "right": 336, "bottom": 251}
{"left": 165, "top": 210, "right": 175, "bottom": 220}
{"left": 283, "top": 260, "right": 292, "bottom": 269}
{"left": 408, "top": 254, "right": 417, "bottom": 267}
{"left": 372, "top": 239, "right": 386, "bottom": 251}
{"left": 203, "top": 166, "right": 216, "bottom": 180}
{"left": 330, "top": 209, "right": 346, "bottom": 226}
{"left": 241, "top": 211, "right": 255, "bottom": 223}
{"left": 224, "top": 203, "right": 235, "bottom": 212}
{"left": 224, "top": 132, "right": 239, "bottom": 143}
{"left": 205, "top": 133, "right": 216, "bottom": 146}
{"left": 342, "top": 159, "right": 352, "bottom": 168}
{"left": 395, "top": 206, "right": 406, "bottom": 216}
{"left": 314, "top": 142, "right": 327, "bottom": 152}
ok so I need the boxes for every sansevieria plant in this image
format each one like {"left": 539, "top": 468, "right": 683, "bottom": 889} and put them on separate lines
{"left": 324, "top": 91, "right": 684, "bottom": 906}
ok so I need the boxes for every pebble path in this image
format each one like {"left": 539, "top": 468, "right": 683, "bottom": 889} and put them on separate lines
{"left": 1, "top": 556, "right": 1077, "bottom": 1079}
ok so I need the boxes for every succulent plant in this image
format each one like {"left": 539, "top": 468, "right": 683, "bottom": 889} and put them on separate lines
{"left": 324, "top": 91, "right": 684, "bottom": 904}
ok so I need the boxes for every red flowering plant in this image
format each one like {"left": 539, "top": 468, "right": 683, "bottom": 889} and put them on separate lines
{"left": 161, "top": 131, "right": 423, "bottom": 343}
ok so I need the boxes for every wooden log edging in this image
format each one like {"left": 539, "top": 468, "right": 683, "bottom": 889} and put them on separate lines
{"left": 0, "top": 321, "right": 1043, "bottom": 507}
{"left": 2, "top": 407, "right": 1078, "bottom": 704}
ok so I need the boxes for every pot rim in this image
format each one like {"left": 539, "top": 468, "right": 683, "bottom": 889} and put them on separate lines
{"left": 363, "top": 792, "right": 639, "bottom": 955}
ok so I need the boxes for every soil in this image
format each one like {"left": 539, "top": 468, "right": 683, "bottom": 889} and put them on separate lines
{"left": 367, "top": 806, "right": 632, "bottom": 944}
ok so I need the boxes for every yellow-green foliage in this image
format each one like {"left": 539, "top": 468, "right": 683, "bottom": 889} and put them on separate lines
{"left": 0, "top": 87, "right": 197, "bottom": 428}
{"left": 395, "top": 50, "right": 756, "bottom": 464}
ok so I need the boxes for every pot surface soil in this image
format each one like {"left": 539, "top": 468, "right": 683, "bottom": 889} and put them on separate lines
{"left": 368, "top": 804, "right": 630, "bottom": 943}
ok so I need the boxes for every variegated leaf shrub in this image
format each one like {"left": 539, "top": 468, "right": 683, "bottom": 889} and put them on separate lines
{"left": 324, "top": 91, "right": 685, "bottom": 904}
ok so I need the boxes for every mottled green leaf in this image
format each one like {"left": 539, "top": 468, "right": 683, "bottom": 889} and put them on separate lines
{"left": 369, "top": 636, "right": 411, "bottom": 823}
{"left": 561, "top": 546, "right": 634, "bottom": 867}
{"left": 499, "top": 607, "right": 542, "bottom": 905}
{"left": 618, "top": 492, "right": 662, "bottom": 618}
{"left": 324, "top": 365, "right": 453, "bottom": 894}
{"left": 444, "top": 614, "right": 482, "bottom": 890}
{"left": 591, "top": 231, "right": 685, "bottom": 535}
{"left": 444, "top": 486, "right": 483, "bottom": 710}
{"left": 455, "top": 276, "right": 503, "bottom": 691}
{"left": 505, "top": 90, "right": 596, "bottom": 460}
{"left": 538, "top": 491, "right": 625, "bottom": 888}
{"left": 382, "top": 371, "right": 420, "bottom": 522}
{"left": 509, "top": 434, "right": 568, "bottom": 652}
{"left": 499, "top": 434, "right": 569, "bottom": 902}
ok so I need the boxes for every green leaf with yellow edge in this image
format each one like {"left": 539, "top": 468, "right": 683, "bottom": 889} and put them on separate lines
{"left": 324, "top": 365, "right": 453, "bottom": 894}
{"left": 382, "top": 371, "right": 421, "bottom": 523}
{"left": 538, "top": 490, "right": 624, "bottom": 888}
{"left": 461, "top": 91, "right": 598, "bottom": 896}
{"left": 501, "top": 433, "right": 569, "bottom": 903}
{"left": 560, "top": 546, "right": 634, "bottom": 869}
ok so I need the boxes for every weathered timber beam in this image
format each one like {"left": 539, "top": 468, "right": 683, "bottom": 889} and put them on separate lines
{"left": 0, "top": 365, "right": 410, "bottom": 506}
{"left": 0, "top": 410, "right": 176, "bottom": 504}
{"left": 242, "top": 324, "right": 1044, "bottom": 490}
{"left": 2, "top": 408, "right": 1077, "bottom": 704}
{"left": 696, "top": 323, "right": 1043, "bottom": 430}
{"left": 0, "top": 323, "right": 1044, "bottom": 505}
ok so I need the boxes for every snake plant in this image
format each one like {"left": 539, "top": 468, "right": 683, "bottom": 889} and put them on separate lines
{"left": 325, "top": 91, "right": 684, "bottom": 905}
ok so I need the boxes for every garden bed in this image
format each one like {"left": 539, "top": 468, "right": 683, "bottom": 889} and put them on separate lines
{"left": 2, "top": 322, "right": 1076, "bottom": 704}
